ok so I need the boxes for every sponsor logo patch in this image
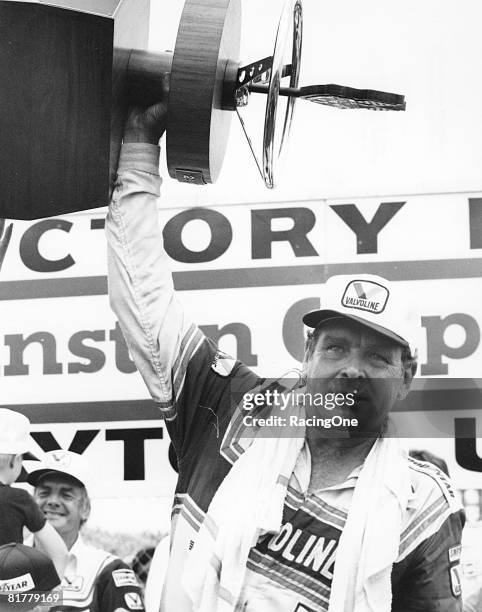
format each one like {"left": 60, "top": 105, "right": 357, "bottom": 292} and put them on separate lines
{"left": 112, "top": 569, "right": 138, "bottom": 588}
{"left": 448, "top": 545, "right": 462, "bottom": 564}
{"left": 449, "top": 565, "right": 462, "bottom": 597}
{"left": 341, "top": 280, "right": 389, "bottom": 315}
{"left": 124, "top": 592, "right": 144, "bottom": 610}
{"left": 0, "top": 573, "right": 34, "bottom": 593}
{"left": 211, "top": 351, "right": 236, "bottom": 377}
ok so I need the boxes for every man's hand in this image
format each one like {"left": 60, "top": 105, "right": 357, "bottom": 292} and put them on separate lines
{"left": 0, "top": 218, "right": 13, "bottom": 271}
{"left": 124, "top": 73, "right": 169, "bottom": 145}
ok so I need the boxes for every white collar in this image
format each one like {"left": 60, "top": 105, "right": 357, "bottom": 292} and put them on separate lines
{"left": 292, "top": 441, "right": 364, "bottom": 494}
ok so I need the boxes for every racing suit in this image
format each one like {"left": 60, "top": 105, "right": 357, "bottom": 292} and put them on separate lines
{"left": 106, "top": 143, "right": 465, "bottom": 612}
{"left": 49, "top": 537, "right": 144, "bottom": 612}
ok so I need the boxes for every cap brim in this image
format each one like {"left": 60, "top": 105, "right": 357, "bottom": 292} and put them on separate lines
{"left": 302, "top": 309, "right": 409, "bottom": 348}
{"left": 27, "top": 468, "right": 85, "bottom": 488}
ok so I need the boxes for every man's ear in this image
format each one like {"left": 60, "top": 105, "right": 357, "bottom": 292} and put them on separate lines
{"left": 80, "top": 495, "right": 91, "bottom": 522}
{"left": 398, "top": 353, "right": 417, "bottom": 401}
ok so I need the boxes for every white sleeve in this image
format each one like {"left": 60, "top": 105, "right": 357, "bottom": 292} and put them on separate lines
{"left": 106, "top": 144, "right": 205, "bottom": 418}
{"left": 144, "top": 536, "right": 170, "bottom": 612}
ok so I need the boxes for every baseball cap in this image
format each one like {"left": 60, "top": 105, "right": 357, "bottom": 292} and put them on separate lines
{"left": 0, "top": 543, "right": 59, "bottom": 611}
{"left": 26, "top": 450, "right": 90, "bottom": 489}
{"left": 302, "top": 274, "right": 419, "bottom": 353}
{"left": 0, "top": 409, "right": 31, "bottom": 455}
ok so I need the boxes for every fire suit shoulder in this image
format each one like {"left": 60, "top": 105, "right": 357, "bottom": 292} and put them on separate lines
{"left": 407, "top": 456, "right": 461, "bottom": 510}
{"left": 95, "top": 558, "right": 145, "bottom": 612}
{"left": 171, "top": 335, "right": 259, "bottom": 460}
{"left": 392, "top": 511, "right": 464, "bottom": 612}
{"left": 97, "top": 557, "right": 140, "bottom": 583}
{"left": 397, "top": 457, "right": 464, "bottom": 561}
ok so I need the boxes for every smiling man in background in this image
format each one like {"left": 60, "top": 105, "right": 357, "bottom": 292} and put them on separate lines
{"left": 27, "top": 451, "right": 145, "bottom": 612}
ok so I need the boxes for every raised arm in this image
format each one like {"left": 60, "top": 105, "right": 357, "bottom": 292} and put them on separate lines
{"left": 106, "top": 98, "right": 204, "bottom": 417}
{"left": 106, "top": 88, "right": 259, "bottom": 458}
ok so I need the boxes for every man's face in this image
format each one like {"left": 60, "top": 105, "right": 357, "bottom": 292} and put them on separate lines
{"left": 303, "top": 318, "right": 412, "bottom": 435}
{"left": 34, "top": 474, "right": 90, "bottom": 540}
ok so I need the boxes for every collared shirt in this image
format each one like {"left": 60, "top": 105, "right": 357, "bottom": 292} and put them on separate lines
{"left": 48, "top": 536, "right": 144, "bottom": 612}
{"left": 240, "top": 444, "right": 361, "bottom": 611}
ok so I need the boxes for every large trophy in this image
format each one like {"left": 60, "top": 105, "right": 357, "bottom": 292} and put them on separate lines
{"left": 0, "top": 0, "right": 405, "bottom": 220}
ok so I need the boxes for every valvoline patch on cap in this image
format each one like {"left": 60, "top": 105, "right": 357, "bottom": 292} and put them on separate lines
{"left": 341, "top": 280, "right": 389, "bottom": 315}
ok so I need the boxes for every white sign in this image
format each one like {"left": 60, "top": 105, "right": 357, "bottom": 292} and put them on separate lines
{"left": 1, "top": 194, "right": 481, "bottom": 522}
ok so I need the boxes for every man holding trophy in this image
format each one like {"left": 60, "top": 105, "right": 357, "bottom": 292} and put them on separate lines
{"left": 105, "top": 93, "right": 464, "bottom": 612}
{"left": 0, "top": 0, "right": 467, "bottom": 609}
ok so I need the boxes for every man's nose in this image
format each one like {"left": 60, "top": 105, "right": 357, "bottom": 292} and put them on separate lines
{"left": 44, "top": 494, "right": 61, "bottom": 507}
{"left": 339, "top": 353, "right": 367, "bottom": 379}
{"left": 340, "top": 366, "right": 366, "bottom": 378}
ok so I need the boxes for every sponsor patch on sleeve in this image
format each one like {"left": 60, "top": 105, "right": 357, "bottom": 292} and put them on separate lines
{"left": 211, "top": 351, "right": 236, "bottom": 377}
{"left": 448, "top": 545, "right": 462, "bottom": 564}
{"left": 449, "top": 565, "right": 462, "bottom": 597}
{"left": 124, "top": 592, "right": 144, "bottom": 610}
{"left": 112, "top": 569, "right": 139, "bottom": 588}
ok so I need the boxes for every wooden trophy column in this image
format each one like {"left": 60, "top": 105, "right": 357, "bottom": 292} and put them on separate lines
{"left": 0, "top": 0, "right": 243, "bottom": 219}
{"left": 0, "top": 0, "right": 149, "bottom": 220}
